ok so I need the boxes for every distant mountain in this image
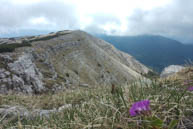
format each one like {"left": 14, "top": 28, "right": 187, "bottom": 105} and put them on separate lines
{"left": 97, "top": 34, "right": 193, "bottom": 72}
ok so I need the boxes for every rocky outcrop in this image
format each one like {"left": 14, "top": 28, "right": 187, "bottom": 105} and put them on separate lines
{"left": 0, "top": 53, "right": 45, "bottom": 94}
{"left": 0, "top": 104, "right": 73, "bottom": 121}
{"left": 0, "top": 30, "right": 150, "bottom": 94}
{"left": 160, "top": 65, "right": 185, "bottom": 77}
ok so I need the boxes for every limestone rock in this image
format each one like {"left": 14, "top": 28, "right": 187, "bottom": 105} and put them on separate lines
{"left": 0, "top": 105, "right": 29, "bottom": 119}
{"left": 0, "top": 104, "right": 72, "bottom": 120}
{"left": 160, "top": 65, "right": 185, "bottom": 77}
{"left": 0, "top": 53, "right": 45, "bottom": 94}
{"left": 0, "top": 30, "right": 150, "bottom": 94}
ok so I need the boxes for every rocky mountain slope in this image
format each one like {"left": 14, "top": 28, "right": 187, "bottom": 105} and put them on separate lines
{"left": 0, "top": 30, "right": 150, "bottom": 94}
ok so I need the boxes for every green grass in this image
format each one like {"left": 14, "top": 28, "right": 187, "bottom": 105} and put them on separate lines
{"left": 0, "top": 43, "right": 31, "bottom": 53}
{"left": 0, "top": 77, "right": 193, "bottom": 129}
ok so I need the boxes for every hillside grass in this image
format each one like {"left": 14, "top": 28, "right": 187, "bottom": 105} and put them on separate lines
{"left": 0, "top": 43, "right": 31, "bottom": 53}
{"left": 0, "top": 76, "right": 192, "bottom": 129}
{"left": 1, "top": 66, "right": 193, "bottom": 129}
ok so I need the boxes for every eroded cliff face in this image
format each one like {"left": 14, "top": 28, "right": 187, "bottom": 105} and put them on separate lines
{"left": 0, "top": 30, "right": 150, "bottom": 94}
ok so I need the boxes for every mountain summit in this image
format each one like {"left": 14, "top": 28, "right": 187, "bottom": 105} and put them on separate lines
{"left": 0, "top": 30, "right": 150, "bottom": 94}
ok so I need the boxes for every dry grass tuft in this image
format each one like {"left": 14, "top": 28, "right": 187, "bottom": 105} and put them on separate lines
{"left": 0, "top": 72, "right": 193, "bottom": 129}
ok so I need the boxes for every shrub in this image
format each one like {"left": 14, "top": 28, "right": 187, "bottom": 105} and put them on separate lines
{"left": 143, "top": 70, "right": 159, "bottom": 79}
{"left": 0, "top": 43, "right": 31, "bottom": 53}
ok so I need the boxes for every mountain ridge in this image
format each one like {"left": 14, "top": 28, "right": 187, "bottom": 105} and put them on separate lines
{"left": 0, "top": 30, "right": 150, "bottom": 94}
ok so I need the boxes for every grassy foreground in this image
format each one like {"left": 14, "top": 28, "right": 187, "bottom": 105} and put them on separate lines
{"left": 0, "top": 77, "right": 193, "bottom": 129}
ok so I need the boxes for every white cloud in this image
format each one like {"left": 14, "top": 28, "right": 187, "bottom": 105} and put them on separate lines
{"left": 30, "top": 17, "right": 49, "bottom": 25}
{"left": 0, "top": 0, "right": 78, "bottom": 33}
{"left": 0, "top": 0, "right": 193, "bottom": 42}
{"left": 126, "top": 0, "right": 193, "bottom": 42}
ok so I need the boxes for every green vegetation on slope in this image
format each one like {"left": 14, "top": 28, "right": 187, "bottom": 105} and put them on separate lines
{"left": 0, "top": 31, "right": 69, "bottom": 53}
{"left": 0, "top": 42, "right": 31, "bottom": 53}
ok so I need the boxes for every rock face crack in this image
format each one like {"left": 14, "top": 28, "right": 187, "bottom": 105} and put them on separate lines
{"left": 0, "top": 53, "right": 45, "bottom": 94}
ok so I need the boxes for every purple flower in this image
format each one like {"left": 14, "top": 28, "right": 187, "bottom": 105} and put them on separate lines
{"left": 129, "top": 100, "right": 150, "bottom": 116}
{"left": 187, "top": 86, "right": 193, "bottom": 91}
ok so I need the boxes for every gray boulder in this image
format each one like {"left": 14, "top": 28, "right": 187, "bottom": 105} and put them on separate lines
{"left": 160, "top": 65, "right": 185, "bottom": 77}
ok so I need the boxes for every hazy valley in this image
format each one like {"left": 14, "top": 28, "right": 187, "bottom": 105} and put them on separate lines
{"left": 97, "top": 34, "right": 193, "bottom": 72}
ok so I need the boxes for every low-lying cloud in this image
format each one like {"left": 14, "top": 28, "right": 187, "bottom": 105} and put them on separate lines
{"left": 0, "top": 0, "right": 193, "bottom": 43}
{"left": 127, "top": 0, "right": 193, "bottom": 43}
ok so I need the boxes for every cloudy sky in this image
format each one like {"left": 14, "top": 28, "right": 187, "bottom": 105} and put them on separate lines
{"left": 0, "top": 0, "right": 193, "bottom": 43}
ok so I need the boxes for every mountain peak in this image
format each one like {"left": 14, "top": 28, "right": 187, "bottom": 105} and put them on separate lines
{"left": 0, "top": 30, "right": 150, "bottom": 94}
